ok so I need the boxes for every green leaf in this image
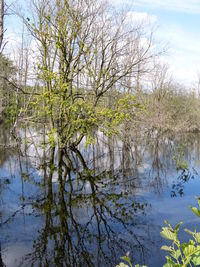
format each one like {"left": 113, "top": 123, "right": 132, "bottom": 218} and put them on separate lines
{"left": 163, "top": 263, "right": 174, "bottom": 267}
{"left": 116, "top": 263, "right": 129, "bottom": 267}
{"left": 161, "top": 227, "right": 177, "bottom": 241}
{"left": 184, "top": 228, "right": 194, "bottom": 236}
{"left": 175, "top": 222, "right": 183, "bottom": 233}
{"left": 121, "top": 256, "right": 133, "bottom": 267}
{"left": 163, "top": 256, "right": 178, "bottom": 267}
{"left": 163, "top": 263, "right": 181, "bottom": 267}
{"left": 190, "top": 206, "right": 200, "bottom": 217}
{"left": 195, "top": 233, "right": 200, "bottom": 243}
{"left": 171, "top": 249, "right": 181, "bottom": 260}
{"left": 192, "top": 251, "right": 200, "bottom": 265}
{"left": 183, "top": 244, "right": 198, "bottom": 257}
{"left": 161, "top": 245, "right": 173, "bottom": 252}
{"left": 184, "top": 256, "right": 192, "bottom": 266}
{"left": 181, "top": 243, "right": 189, "bottom": 251}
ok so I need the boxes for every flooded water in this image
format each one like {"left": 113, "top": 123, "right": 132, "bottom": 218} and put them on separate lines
{"left": 0, "top": 126, "right": 200, "bottom": 267}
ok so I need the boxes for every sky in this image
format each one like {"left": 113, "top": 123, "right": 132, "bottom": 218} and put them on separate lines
{"left": 4, "top": 0, "right": 200, "bottom": 88}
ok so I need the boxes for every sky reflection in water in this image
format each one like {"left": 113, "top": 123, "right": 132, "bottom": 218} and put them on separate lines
{"left": 0, "top": 127, "right": 200, "bottom": 266}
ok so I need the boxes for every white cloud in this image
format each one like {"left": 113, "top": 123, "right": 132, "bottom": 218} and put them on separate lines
{"left": 160, "top": 28, "right": 200, "bottom": 85}
{"left": 126, "top": 11, "right": 157, "bottom": 25}
{"left": 152, "top": 22, "right": 200, "bottom": 86}
{"left": 126, "top": 0, "right": 200, "bottom": 14}
{"left": 110, "top": 0, "right": 200, "bottom": 14}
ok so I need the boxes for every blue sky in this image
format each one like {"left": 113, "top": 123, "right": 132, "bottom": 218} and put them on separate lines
{"left": 112, "top": 0, "right": 200, "bottom": 87}
{"left": 5, "top": 0, "right": 200, "bottom": 87}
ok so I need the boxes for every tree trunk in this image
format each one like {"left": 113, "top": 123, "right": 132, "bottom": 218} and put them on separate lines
{"left": 0, "top": 0, "right": 4, "bottom": 52}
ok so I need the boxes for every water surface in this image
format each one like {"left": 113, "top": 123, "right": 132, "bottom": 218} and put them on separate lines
{"left": 0, "top": 127, "right": 200, "bottom": 266}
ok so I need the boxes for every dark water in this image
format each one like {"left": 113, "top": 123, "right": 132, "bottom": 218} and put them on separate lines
{"left": 0, "top": 126, "right": 200, "bottom": 267}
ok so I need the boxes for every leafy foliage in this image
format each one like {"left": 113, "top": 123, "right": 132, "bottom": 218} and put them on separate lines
{"left": 161, "top": 198, "right": 200, "bottom": 267}
{"left": 0, "top": 54, "right": 17, "bottom": 123}
{"left": 116, "top": 254, "right": 146, "bottom": 267}
{"left": 116, "top": 198, "right": 200, "bottom": 267}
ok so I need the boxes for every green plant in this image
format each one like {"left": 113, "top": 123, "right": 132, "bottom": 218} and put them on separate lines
{"left": 116, "top": 254, "right": 146, "bottom": 267}
{"left": 116, "top": 198, "right": 200, "bottom": 267}
{"left": 161, "top": 198, "right": 200, "bottom": 267}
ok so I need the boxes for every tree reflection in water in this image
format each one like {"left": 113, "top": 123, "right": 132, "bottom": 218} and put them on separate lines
{"left": 19, "top": 146, "right": 151, "bottom": 267}
{"left": 171, "top": 169, "right": 195, "bottom": 197}
{"left": 1, "top": 128, "right": 200, "bottom": 266}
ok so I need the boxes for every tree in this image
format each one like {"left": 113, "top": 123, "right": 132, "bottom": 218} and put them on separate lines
{"left": 0, "top": 0, "right": 4, "bottom": 52}
{"left": 0, "top": 55, "right": 17, "bottom": 124}
{"left": 15, "top": 0, "right": 157, "bottom": 148}
{"left": 0, "top": 0, "right": 19, "bottom": 123}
